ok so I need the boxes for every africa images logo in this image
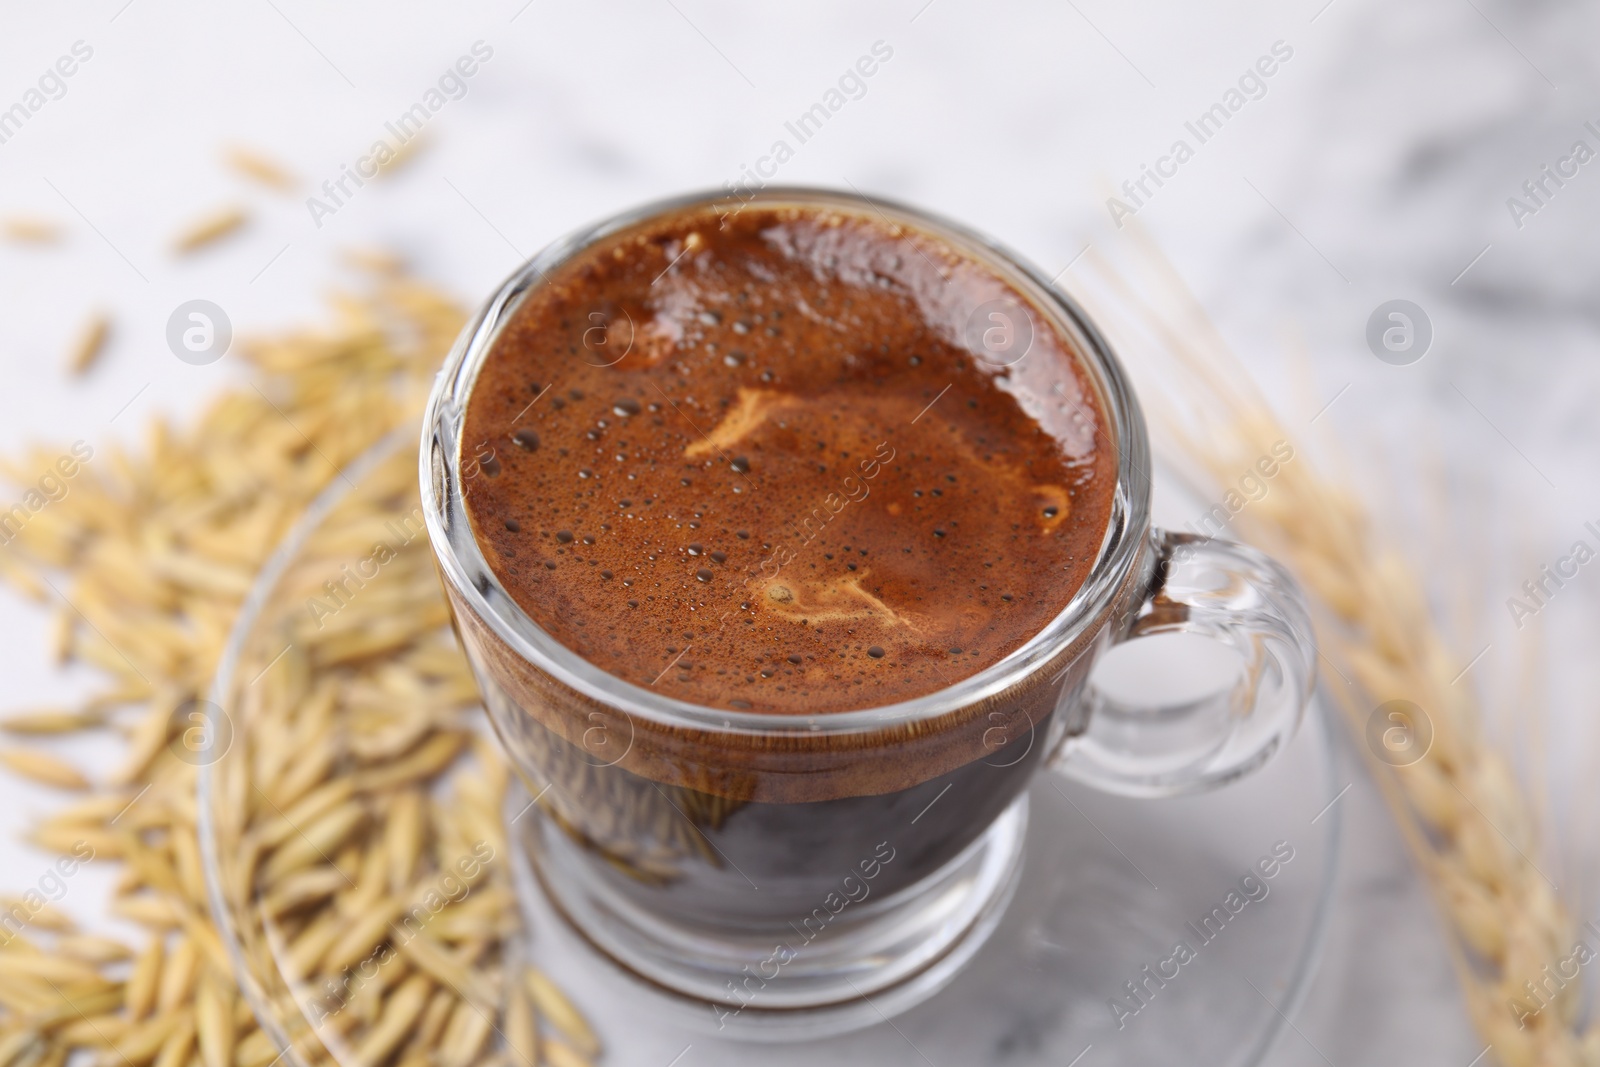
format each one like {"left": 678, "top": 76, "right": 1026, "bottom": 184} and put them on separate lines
{"left": 0, "top": 41, "right": 94, "bottom": 147}
{"left": 1105, "top": 40, "right": 1294, "bottom": 227}
{"left": 305, "top": 41, "right": 494, "bottom": 228}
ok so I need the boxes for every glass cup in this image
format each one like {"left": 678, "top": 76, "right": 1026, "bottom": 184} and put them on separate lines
{"left": 420, "top": 188, "right": 1317, "bottom": 1035}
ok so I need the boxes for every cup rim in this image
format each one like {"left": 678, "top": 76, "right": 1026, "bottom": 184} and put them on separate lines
{"left": 420, "top": 185, "right": 1151, "bottom": 738}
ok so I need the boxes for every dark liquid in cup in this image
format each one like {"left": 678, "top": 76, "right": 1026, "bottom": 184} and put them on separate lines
{"left": 454, "top": 199, "right": 1119, "bottom": 926}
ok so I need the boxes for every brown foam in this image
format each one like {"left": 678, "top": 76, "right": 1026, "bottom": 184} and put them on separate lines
{"left": 459, "top": 201, "right": 1116, "bottom": 715}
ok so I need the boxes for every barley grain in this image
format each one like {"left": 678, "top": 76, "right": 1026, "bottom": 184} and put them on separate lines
{"left": 150, "top": 1012, "right": 194, "bottom": 1067}
{"left": 523, "top": 971, "right": 596, "bottom": 1060}
{"left": 223, "top": 148, "right": 297, "bottom": 192}
{"left": 2, "top": 219, "right": 60, "bottom": 244}
{"left": 194, "top": 974, "right": 232, "bottom": 1067}
{"left": 0, "top": 712, "right": 104, "bottom": 736}
{"left": 502, "top": 982, "right": 536, "bottom": 1067}
{"left": 67, "top": 315, "right": 111, "bottom": 377}
{"left": 350, "top": 973, "right": 429, "bottom": 1067}
{"left": 0, "top": 750, "right": 89, "bottom": 791}
{"left": 155, "top": 939, "right": 199, "bottom": 1017}
{"left": 172, "top": 210, "right": 248, "bottom": 255}
{"left": 100, "top": 1014, "right": 176, "bottom": 1067}
{"left": 55, "top": 939, "right": 131, "bottom": 966}
{"left": 231, "top": 1028, "right": 278, "bottom": 1067}
{"left": 539, "top": 1040, "right": 592, "bottom": 1067}
{"left": 439, "top": 999, "right": 494, "bottom": 1067}
{"left": 124, "top": 941, "right": 162, "bottom": 1022}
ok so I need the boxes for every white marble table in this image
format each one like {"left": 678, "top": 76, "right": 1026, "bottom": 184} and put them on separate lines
{"left": 4, "top": 1, "right": 1594, "bottom": 1061}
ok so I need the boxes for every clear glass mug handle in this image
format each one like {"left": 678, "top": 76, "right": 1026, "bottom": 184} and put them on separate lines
{"left": 1050, "top": 529, "right": 1318, "bottom": 798}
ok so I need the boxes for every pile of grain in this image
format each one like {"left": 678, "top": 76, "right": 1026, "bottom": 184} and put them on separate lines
{"left": 0, "top": 266, "right": 597, "bottom": 1067}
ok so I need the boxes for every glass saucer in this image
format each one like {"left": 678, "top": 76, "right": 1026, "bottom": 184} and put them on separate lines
{"left": 199, "top": 432, "right": 1342, "bottom": 1067}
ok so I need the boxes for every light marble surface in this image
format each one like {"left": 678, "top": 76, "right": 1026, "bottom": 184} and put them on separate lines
{"left": 2, "top": 0, "right": 1595, "bottom": 1062}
